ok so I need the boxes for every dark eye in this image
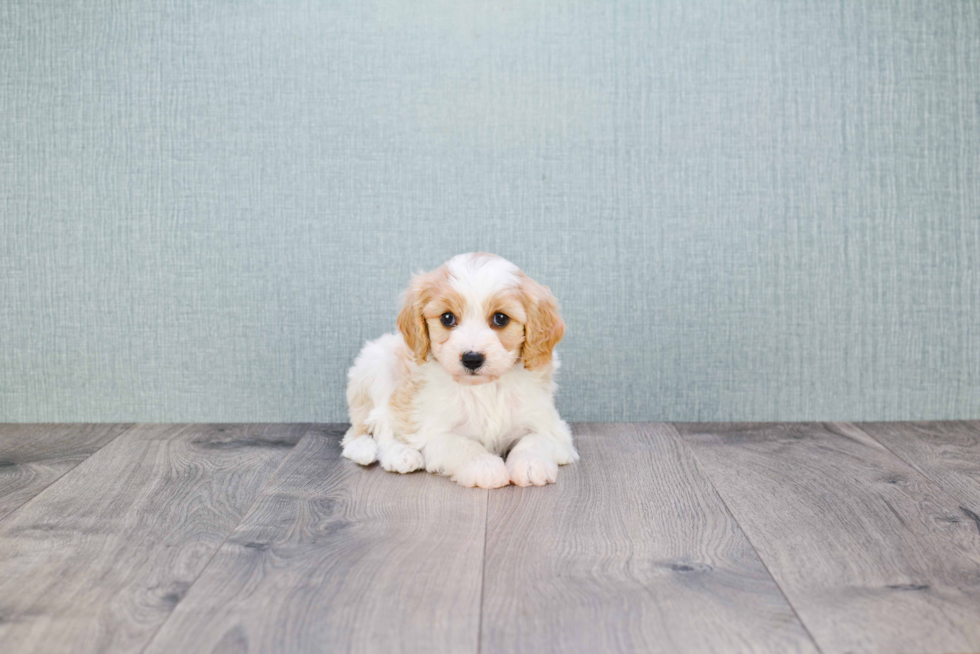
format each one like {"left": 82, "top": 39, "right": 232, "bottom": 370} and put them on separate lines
{"left": 440, "top": 312, "right": 456, "bottom": 327}
{"left": 492, "top": 312, "right": 510, "bottom": 327}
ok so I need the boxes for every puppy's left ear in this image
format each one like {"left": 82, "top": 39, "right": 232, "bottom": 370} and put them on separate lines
{"left": 520, "top": 276, "right": 565, "bottom": 371}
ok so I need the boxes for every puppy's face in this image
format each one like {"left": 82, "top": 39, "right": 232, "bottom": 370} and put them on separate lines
{"left": 397, "top": 253, "right": 564, "bottom": 384}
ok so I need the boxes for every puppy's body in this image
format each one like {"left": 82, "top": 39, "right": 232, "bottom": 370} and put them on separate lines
{"left": 342, "top": 253, "right": 577, "bottom": 488}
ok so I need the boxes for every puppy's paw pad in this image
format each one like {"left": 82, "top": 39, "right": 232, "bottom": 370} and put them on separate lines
{"left": 381, "top": 447, "right": 425, "bottom": 474}
{"left": 452, "top": 455, "right": 510, "bottom": 489}
{"left": 507, "top": 454, "right": 558, "bottom": 487}
{"left": 342, "top": 435, "right": 378, "bottom": 466}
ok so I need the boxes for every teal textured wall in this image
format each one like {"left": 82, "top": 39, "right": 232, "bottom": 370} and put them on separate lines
{"left": 2, "top": 1, "right": 978, "bottom": 422}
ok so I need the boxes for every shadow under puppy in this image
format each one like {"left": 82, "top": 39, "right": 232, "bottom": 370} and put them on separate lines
{"left": 342, "top": 253, "right": 578, "bottom": 488}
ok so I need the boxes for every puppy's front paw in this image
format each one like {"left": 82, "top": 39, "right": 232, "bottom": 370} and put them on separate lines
{"left": 507, "top": 452, "right": 558, "bottom": 487}
{"left": 379, "top": 443, "right": 425, "bottom": 474}
{"left": 342, "top": 434, "right": 378, "bottom": 466}
{"left": 452, "top": 454, "right": 510, "bottom": 489}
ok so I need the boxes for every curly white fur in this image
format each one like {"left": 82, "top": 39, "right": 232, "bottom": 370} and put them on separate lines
{"left": 342, "top": 253, "right": 578, "bottom": 488}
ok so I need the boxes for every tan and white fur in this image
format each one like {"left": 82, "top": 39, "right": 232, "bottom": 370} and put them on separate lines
{"left": 342, "top": 253, "right": 578, "bottom": 488}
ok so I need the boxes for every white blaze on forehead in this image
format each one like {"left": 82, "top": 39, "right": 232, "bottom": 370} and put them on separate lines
{"left": 446, "top": 253, "right": 520, "bottom": 316}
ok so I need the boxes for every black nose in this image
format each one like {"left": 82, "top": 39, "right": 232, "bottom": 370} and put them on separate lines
{"left": 461, "top": 351, "right": 485, "bottom": 371}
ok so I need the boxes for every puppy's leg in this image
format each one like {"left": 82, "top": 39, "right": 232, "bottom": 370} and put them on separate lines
{"left": 369, "top": 407, "right": 425, "bottom": 474}
{"left": 422, "top": 433, "right": 510, "bottom": 489}
{"left": 507, "top": 418, "right": 579, "bottom": 487}
{"left": 344, "top": 333, "right": 425, "bottom": 471}
{"left": 341, "top": 429, "right": 379, "bottom": 466}
{"left": 378, "top": 441, "right": 425, "bottom": 474}
{"left": 342, "top": 391, "right": 378, "bottom": 466}
{"left": 343, "top": 342, "right": 380, "bottom": 465}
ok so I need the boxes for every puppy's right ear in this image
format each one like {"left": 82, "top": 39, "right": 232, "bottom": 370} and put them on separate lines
{"left": 397, "top": 275, "right": 430, "bottom": 364}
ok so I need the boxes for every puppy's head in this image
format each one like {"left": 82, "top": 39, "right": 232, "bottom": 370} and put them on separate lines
{"left": 397, "top": 253, "right": 564, "bottom": 384}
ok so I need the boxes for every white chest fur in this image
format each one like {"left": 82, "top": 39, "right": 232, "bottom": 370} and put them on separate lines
{"left": 410, "top": 360, "right": 553, "bottom": 456}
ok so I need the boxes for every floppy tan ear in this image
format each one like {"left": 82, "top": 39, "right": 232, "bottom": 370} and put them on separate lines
{"left": 520, "top": 276, "right": 565, "bottom": 371}
{"left": 397, "top": 275, "right": 431, "bottom": 364}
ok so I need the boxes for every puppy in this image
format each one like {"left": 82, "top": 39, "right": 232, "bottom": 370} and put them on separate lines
{"left": 342, "top": 253, "right": 578, "bottom": 488}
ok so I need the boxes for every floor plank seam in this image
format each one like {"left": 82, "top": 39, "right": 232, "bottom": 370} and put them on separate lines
{"left": 666, "top": 425, "right": 827, "bottom": 654}
{"left": 847, "top": 422, "right": 934, "bottom": 480}
{"left": 135, "top": 426, "right": 310, "bottom": 654}
{"left": 476, "top": 488, "right": 490, "bottom": 654}
{"left": 0, "top": 423, "right": 136, "bottom": 528}
{"left": 848, "top": 422, "right": 980, "bottom": 515}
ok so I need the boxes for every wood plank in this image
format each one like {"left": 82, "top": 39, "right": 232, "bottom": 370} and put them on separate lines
{"left": 0, "top": 423, "right": 307, "bottom": 654}
{"left": 677, "top": 422, "right": 980, "bottom": 654}
{"left": 856, "top": 421, "right": 980, "bottom": 518}
{"left": 142, "top": 425, "right": 487, "bottom": 654}
{"left": 0, "top": 424, "right": 131, "bottom": 521}
{"left": 480, "top": 423, "right": 819, "bottom": 654}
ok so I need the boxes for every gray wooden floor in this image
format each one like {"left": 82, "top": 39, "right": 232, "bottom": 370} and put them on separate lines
{"left": 1, "top": 423, "right": 978, "bottom": 654}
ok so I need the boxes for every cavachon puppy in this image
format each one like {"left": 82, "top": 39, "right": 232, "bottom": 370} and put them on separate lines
{"left": 342, "top": 253, "right": 578, "bottom": 488}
